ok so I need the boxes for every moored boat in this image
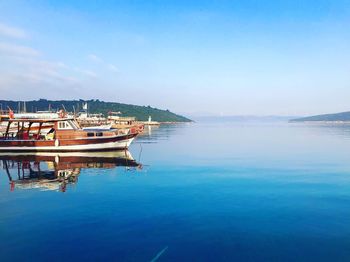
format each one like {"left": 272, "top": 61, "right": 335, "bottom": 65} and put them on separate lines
{"left": 77, "top": 113, "right": 108, "bottom": 127}
{"left": 0, "top": 117, "right": 139, "bottom": 152}
{"left": 108, "top": 111, "right": 144, "bottom": 133}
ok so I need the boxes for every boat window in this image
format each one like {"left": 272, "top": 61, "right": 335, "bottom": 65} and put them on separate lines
{"left": 96, "top": 132, "right": 103, "bottom": 137}
{"left": 58, "top": 121, "right": 72, "bottom": 129}
{"left": 87, "top": 132, "right": 95, "bottom": 137}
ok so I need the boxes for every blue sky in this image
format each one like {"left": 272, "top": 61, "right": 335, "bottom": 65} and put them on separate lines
{"left": 0, "top": 0, "right": 350, "bottom": 116}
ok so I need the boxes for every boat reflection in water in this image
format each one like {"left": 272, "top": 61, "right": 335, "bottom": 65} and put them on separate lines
{"left": 0, "top": 151, "right": 141, "bottom": 192}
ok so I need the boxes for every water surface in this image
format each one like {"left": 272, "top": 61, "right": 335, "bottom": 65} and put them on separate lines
{"left": 1, "top": 121, "right": 350, "bottom": 261}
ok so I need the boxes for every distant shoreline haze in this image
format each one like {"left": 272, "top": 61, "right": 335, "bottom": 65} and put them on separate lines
{"left": 291, "top": 111, "right": 350, "bottom": 122}
{"left": 192, "top": 115, "right": 299, "bottom": 123}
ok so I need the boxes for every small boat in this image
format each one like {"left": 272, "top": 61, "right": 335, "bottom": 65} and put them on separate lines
{"left": 77, "top": 112, "right": 108, "bottom": 127}
{"left": 0, "top": 117, "right": 139, "bottom": 152}
{"left": 108, "top": 111, "right": 144, "bottom": 133}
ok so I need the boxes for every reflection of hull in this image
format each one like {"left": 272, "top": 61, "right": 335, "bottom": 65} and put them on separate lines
{"left": 0, "top": 150, "right": 139, "bottom": 167}
{"left": 1, "top": 150, "right": 141, "bottom": 192}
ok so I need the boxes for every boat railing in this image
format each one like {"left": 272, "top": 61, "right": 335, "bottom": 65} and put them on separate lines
{"left": 0, "top": 109, "right": 10, "bottom": 115}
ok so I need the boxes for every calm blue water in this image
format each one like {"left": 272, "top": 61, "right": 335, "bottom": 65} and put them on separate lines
{"left": 1, "top": 121, "right": 350, "bottom": 261}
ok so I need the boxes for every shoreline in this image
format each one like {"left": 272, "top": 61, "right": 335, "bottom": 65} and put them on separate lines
{"left": 289, "top": 121, "right": 350, "bottom": 124}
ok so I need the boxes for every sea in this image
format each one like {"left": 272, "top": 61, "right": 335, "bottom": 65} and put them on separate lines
{"left": 1, "top": 120, "right": 350, "bottom": 261}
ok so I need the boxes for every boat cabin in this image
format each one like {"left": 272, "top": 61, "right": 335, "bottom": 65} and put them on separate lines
{"left": 0, "top": 118, "right": 121, "bottom": 141}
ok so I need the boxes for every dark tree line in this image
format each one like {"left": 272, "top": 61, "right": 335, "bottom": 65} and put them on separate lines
{"left": 0, "top": 99, "right": 192, "bottom": 122}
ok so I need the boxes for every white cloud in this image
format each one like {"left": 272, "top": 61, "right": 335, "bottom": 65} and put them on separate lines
{"left": 87, "top": 53, "right": 119, "bottom": 74}
{"left": 108, "top": 64, "right": 119, "bottom": 73}
{"left": 87, "top": 54, "right": 103, "bottom": 63}
{"left": 0, "top": 50, "right": 84, "bottom": 95}
{"left": 0, "top": 42, "right": 40, "bottom": 56}
{"left": 74, "top": 67, "right": 98, "bottom": 78}
{"left": 0, "top": 71, "right": 82, "bottom": 99}
{"left": 0, "top": 25, "right": 98, "bottom": 98}
{"left": 0, "top": 22, "right": 27, "bottom": 39}
{"left": 11, "top": 56, "right": 65, "bottom": 68}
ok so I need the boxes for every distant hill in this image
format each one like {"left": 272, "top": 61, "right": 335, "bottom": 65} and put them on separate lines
{"left": 0, "top": 99, "right": 192, "bottom": 122}
{"left": 290, "top": 111, "right": 350, "bottom": 122}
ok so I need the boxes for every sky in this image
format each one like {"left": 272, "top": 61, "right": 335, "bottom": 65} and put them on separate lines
{"left": 0, "top": 0, "right": 350, "bottom": 116}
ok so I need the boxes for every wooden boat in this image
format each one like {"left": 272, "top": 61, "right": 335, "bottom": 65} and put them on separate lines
{"left": 0, "top": 117, "right": 139, "bottom": 152}
{"left": 77, "top": 113, "right": 108, "bottom": 127}
{"left": 107, "top": 111, "right": 144, "bottom": 133}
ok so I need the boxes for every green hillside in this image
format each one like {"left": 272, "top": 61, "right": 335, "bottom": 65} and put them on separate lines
{"left": 290, "top": 111, "right": 350, "bottom": 122}
{"left": 0, "top": 99, "right": 192, "bottom": 122}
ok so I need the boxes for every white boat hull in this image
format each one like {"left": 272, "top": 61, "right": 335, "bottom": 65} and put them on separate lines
{"left": 0, "top": 137, "right": 135, "bottom": 152}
